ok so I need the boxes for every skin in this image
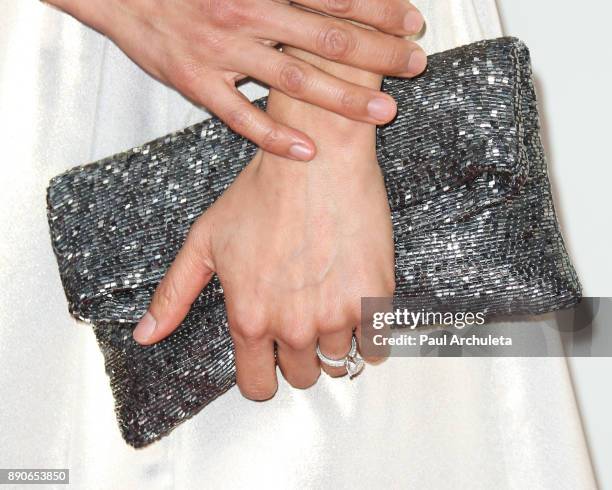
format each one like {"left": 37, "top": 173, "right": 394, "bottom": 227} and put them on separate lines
{"left": 134, "top": 45, "right": 423, "bottom": 399}
{"left": 46, "top": 0, "right": 425, "bottom": 160}
{"left": 45, "top": 0, "right": 427, "bottom": 398}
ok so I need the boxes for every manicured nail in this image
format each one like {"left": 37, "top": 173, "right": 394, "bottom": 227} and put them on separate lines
{"left": 133, "top": 311, "right": 157, "bottom": 343}
{"left": 289, "top": 143, "right": 314, "bottom": 161}
{"left": 407, "top": 49, "right": 428, "bottom": 75}
{"left": 403, "top": 10, "right": 424, "bottom": 34}
{"left": 367, "top": 98, "right": 395, "bottom": 122}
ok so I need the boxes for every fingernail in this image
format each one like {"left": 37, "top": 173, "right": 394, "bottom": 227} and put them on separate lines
{"left": 407, "top": 49, "right": 428, "bottom": 75}
{"left": 367, "top": 98, "right": 395, "bottom": 122}
{"left": 403, "top": 10, "right": 424, "bottom": 34}
{"left": 289, "top": 143, "right": 314, "bottom": 161}
{"left": 133, "top": 311, "right": 157, "bottom": 343}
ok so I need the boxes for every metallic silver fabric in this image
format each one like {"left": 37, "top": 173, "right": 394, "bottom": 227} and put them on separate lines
{"left": 46, "top": 37, "right": 581, "bottom": 447}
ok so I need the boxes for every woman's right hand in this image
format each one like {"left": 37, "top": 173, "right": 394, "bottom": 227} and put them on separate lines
{"left": 46, "top": 0, "right": 425, "bottom": 160}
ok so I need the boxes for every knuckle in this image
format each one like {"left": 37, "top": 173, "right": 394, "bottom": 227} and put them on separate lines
{"left": 172, "top": 61, "right": 202, "bottom": 96}
{"left": 281, "top": 323, "right": 316, "bottom": 351}
{"left": 154, "top": 278, "right": 182, "bottom": 312}
{"left": 318, "top": 322, "right": 347, "bottom": 337}
{"left": 317, "top": 308, "right": 346, "bottom": 334}
{"left": 278, "top": 62, "right": 307, "bottom": 95}
{"left": 233, "top": 317, "right": 267, "bottom": 343}
{"left": 325, "top": 0, "right": 354, "bottom": 15}
{"left": 375, "top": 269, "right": 397, "bottom": 297}
{"left": 338, "top": 89, "right": 359, "bottom": 114}
{"left": 206, "top": 0, "right": 252, "bottom": 28}
{"left": 378, "top": 1, "right": 397, "bottom": 28}
{"left": 317, "top": 22, "right": 354, "bottom": 60}
{"left": 184, "top": 224, "right": 208, "bottom": 257}
{"left": 383, "top": 276, "right": 396, "bottom": 296}
{"left": 230, "top": 302, "right": 268, "bottom": 341}
{"left": 179, "top": 226, "right": 214, "bottom": 274}
{"left": 382, "top": 43, "right": 407, "bottom": 72}
{"left": 260, "top": 127, "right": 284, "bottom": 151}
{"left": 225, "top": 109, "right": 252, "bottom": 134}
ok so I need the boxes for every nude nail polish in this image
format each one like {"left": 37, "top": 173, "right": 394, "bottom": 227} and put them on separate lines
{"left": 367, "top": 98, "right": 395, "bottom": 122}
{"left": 289, "top": 143, "right": 313, "bottom": 161}
{"left": 404, "top": 10, "right": 424, "bottom": 34}
{"left": 133, "top": 311, "right": 157, "bottom": 343}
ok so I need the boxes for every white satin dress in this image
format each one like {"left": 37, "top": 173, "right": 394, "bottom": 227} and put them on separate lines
{"left": 0, "top": 0, "right": 597, "bottom": 488}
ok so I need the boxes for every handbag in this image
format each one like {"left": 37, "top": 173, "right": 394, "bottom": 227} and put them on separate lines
{"left": 46, "top": 37, "right": 581, "bottom": 447}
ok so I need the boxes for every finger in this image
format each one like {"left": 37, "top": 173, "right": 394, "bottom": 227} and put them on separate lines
{"left": 292, "top": 0, "right": 425, "bottom": 36}
{"left": 355, "top": 321, "right": 391, "bottom": 364}
{"left": 276, "top": 339, "right": 321, "bottom": 389}
{"left": 133, "top": 217, "right": 214, "bottom": 345}
{"left": 317, "top": 328, "right": 354, "bottom": 378}
{"left": 241, "top": 45, "right": 397, "bottom": 124}
{"left": 257, "top": 4, "right": 427, "bottom": 77}
{"left": 232, "top": 333, "right": 278, "bottom": 401}
{"left": 197, "top": 78, "right": 316, "bottom": 161}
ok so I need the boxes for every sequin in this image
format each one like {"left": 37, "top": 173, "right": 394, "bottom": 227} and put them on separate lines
{"left": 46, "top": 38, "right": 581, "bottom": 447}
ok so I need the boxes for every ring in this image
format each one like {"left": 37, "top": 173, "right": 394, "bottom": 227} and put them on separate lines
{"left": 316, "top": 335, "right": 365, "bottom": 379}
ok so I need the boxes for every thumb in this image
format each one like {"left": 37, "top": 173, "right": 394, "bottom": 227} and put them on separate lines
{"left": 133, "top": 217, "right": 215, "bottom": 345}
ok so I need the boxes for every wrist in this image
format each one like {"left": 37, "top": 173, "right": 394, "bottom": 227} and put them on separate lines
{"left": 251, "top": 147, "right": 384, "bottom": 211}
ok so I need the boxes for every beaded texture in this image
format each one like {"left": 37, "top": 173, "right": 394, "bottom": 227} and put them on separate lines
{"left": 47, "top": 38, "right": 581, "bottom": 447}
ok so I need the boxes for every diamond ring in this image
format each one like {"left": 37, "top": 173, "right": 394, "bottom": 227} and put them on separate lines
{"left": 316, "top": 335, "right": 365, "bottom": 379}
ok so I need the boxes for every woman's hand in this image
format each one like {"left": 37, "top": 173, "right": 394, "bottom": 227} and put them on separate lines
{"left": 46, "top": 0, "right": 425, "bottom": 160}
{"left": 133, "top": 140, "right": 395, "bottom": 398}
{"left": 129, "top": 31, "right": 417, "bottom": 400}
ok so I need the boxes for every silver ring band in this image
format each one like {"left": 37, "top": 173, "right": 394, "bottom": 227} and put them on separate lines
{"left": 316, "top": 335, "right": 364, "bottom": 378}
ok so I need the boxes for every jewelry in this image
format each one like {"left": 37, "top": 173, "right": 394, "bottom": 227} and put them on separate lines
{"left": 316, "top": 335, "right": 365, "bottom": 379}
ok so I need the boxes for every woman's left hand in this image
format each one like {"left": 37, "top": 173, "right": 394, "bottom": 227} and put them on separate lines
{"left": 132, "top": 142, "right": 395, "bottom": 398}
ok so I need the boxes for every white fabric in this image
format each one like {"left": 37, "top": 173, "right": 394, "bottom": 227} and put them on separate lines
{"left": 0, "top": 1, "right": 596, "bottom": 488}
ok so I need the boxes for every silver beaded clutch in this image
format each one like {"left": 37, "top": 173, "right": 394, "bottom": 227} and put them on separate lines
{"left": 47, "top": 37, "right": 581, "bottom": 447}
